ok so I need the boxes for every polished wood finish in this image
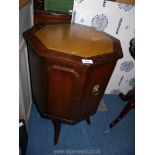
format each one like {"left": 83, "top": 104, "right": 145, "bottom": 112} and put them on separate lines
{"left": 109, "top": 96, "right": 135, "bottom": 128}
{"left": 23, "top": 23, "right": 123, "bottom": 144}
{"left": 34, "top": 0, "right": 72, "bottom": 25}
{"left": 34, "top": 11, "right": 72, "bottom": 25}
{"left": 35, "top": 24, "right": 113, "bottom": 57}
{"left": 116, "top": 0, "right": 134, "bottom": 5}
{"left": 109, "top": 0, "right": 135, "bottom": 5}
{"left": 53, "top": 121, "right": 61, "bottom": 145}
{"left": 19, "top": 0, "right": 30, "bottom": 9}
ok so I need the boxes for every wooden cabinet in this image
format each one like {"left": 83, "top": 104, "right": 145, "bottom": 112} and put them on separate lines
{"left": 34, "top": 11, "right": 72, "bottom": 25}
{"left": 23, "top": 23, "right": 123, "bottom": 144}
{"left": 112, "top": 0, "right": 135, "bottom": 5}
{"left": 34, "top": 0, "right": 72, "bottom": 25}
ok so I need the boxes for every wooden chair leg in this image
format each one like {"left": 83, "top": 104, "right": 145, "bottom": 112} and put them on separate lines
{"left": 109, "top": 100, "right": 135, "bottom": 128}
{"left": 52, "top": 121, "right": 61, "bottom": 145}
{"left": 86, "top": 117, "right": 91, "bottom": 125}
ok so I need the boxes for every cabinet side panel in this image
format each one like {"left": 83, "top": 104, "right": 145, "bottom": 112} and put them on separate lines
{"left": 77, "top": 62, "right": 116, "bottom": 118}
{"left": 27, "top": 45, "right": 47, "bottom": 112}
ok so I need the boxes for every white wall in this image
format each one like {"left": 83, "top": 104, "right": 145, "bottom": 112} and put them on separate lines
{"left": 72, "top": 0, "right": 135, "bottom": 94}
{"left": 19, "top": 0, "right": 34, "bottom": 126}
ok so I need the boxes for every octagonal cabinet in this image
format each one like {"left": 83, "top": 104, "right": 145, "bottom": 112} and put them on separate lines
{"left": 23, "top": 23, "right": 123, "bottom": 144}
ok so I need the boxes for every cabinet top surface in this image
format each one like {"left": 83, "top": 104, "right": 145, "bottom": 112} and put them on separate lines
{"left": 34, "top": 24, "right": 113, "bottom": 58}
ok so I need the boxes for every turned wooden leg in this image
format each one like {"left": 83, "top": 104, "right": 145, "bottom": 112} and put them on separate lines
{"left": 109, "top": 100, "right": 135, "bottom": 128}
{"left": 52, "top": 121, "right": 61, "bottom": 145}
{"left": 86, "top": 117, "right": 91, "bottom": 125}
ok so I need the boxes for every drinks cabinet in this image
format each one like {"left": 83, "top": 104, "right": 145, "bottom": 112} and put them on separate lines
{"left": 23, "top": 23, "right": 123, "bottom": 144}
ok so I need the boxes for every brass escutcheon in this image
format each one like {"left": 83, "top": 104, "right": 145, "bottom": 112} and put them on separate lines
{"left": 92, "top": 84, "right": 100, "bottom": 96}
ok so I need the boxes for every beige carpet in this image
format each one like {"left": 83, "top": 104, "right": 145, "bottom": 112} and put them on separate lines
{"left": 97, "top": 99, "right": 108, "bottom": 111}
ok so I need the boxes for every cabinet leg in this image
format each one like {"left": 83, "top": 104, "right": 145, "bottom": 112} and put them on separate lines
{"left": 86, "top": 117, "right": 91, "bottom": 125}
{"left": 109, "top": 100, "right": 135, "bottom": 128}
{"left": 52, "top": 121, "right": 61, "bottom": 145}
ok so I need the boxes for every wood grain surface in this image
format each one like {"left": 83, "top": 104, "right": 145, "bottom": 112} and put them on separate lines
{"left": 19, "top": 0, "right": 30, "bottom": 9}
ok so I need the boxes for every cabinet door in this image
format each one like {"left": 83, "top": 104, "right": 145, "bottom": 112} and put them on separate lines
{"left": 47, "top": 65, "right": 79, "bottom": 119}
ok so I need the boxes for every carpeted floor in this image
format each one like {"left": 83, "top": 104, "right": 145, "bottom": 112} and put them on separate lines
{"left": 26, "top": 95, "right": 135, "bottom": 155}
